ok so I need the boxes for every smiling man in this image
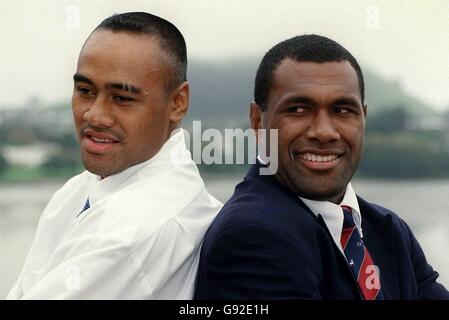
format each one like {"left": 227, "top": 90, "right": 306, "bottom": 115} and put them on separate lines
{"left": 7, "top": 12, "right": 221, "bottom": 299}
{"left": 195, "top": 35, "right": 449, "bottom": 300}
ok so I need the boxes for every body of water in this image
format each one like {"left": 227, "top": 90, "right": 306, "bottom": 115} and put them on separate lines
{"left": 1, "top": 176, "right": 448, "bottom": 298}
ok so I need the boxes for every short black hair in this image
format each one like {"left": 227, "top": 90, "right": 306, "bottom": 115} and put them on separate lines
{"left": 94, "top": 12, "right": 187, "bottom": 91}
{"left": 254, "top": 34, "right": 365, "bottom": 111}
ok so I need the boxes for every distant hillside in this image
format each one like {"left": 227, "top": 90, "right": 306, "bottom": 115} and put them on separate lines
{"left": 186, "top": 58, "right": 437, "bottom": 128}
{"left": 0, "top": 58, "right": 438, "bottom": 135}
{"left": 364, "top": 70, "right": 437, "bottom": 117}
{"left": 186, "top": 59, "right": 257, "bottom": 129}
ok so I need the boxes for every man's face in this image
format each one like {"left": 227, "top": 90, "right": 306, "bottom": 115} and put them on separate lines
{"left": 251, "top": 60, "right": 366, "bottom": 203}
{"left": 72, "top": 30, "right": 187, "bottom": 178}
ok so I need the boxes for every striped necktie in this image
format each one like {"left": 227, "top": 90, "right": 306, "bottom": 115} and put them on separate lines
{"left": 340, "top": 205, "right": 383, "bottom": 300}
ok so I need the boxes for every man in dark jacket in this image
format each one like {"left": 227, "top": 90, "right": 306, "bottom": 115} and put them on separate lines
{"left": 195, "top": 35, "right": 449, "bottom": 300}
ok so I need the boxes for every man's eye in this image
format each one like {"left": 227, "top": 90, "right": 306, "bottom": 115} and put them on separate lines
{"left": 334, "top": 106, "right": 350, "bottom": 114}
{"left": 287, "top": 106, "right": 308, "bottom": 113}
{"left": 114, "top": 95, "right": 133, "bottom": 103}
{"left": 78, "top": 87, "right": 95, "bottom": 96}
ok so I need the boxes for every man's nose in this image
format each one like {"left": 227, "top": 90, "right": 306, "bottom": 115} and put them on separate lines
{"left": 305, "top": 110, "right": 340, "bottom": 143}
{"left": 83, "top": 97, "right": 114, "bottom": 128}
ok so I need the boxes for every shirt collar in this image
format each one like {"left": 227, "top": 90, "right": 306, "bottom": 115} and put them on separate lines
{"left": 257, "top": 155, "right": 363, "bottom": 246}
{"left": 340, "top": 183, "right": 362, "bottom": 235}
{"left": 86, "top": 129, "right": 188, "bottom": 206}
{"left": 300, "top": 183, "right": 363, "bottom": 253}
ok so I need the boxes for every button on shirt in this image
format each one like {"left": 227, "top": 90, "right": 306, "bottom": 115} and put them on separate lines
{"left": 300, "top": 183, "right": 363, "bottom": 254}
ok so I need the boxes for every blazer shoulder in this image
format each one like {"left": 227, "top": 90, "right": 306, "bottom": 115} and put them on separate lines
{"left": 205, "top": 176, "right": 321, "bottom": 243}
{"left": 358, "top": 196, "right": 419, "bottom": 248}
{"left": 358, "top": 196, "right": 408, "bottom": 228}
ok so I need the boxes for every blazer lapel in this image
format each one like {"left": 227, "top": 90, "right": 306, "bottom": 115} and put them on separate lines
{"left": 315, "top": 214, "right": 364, "bottom": 299}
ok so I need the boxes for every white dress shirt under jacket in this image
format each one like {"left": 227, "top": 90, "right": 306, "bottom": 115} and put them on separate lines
{"left": 300, "top": 183, "right": 363, "bottom": 254}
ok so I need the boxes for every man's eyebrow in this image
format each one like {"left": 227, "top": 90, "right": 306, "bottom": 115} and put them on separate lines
{"left": 281, "top": 96, "right": 316, "bottom": 106}
{"left": 73, "top": 74, "right": 142, "bottom": 95}
{"left": 106, "top": 82, "right": 142, "bottom": 95}
{"left": 73, "top": 73, "right": 95, "bottom": 86}
{"left": 334, "top": 97, "right": 361, "bottom": 107}
{"left": 281, "top": 96, "right": 362, "bottom": 107}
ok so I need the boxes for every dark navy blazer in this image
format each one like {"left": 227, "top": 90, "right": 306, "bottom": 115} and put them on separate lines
{"left": 195, "top": 163, "right": 449, "bottom": 300}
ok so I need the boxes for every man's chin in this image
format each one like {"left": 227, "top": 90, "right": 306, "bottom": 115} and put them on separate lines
{"left": 82, "top": 161, "right": 117, "bottom": 178}
{"left": 289, "top": 175, "right": 349, "bottom": 203}
{"left": 301, "top": 188, "right": 346, "bottom": 203}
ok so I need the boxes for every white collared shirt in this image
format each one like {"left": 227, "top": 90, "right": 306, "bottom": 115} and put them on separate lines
{"left": 300, "top": 183, "right": 362, "bottom": 254}
{"left": 7, "top": 129, "right": 222, "bottom": 300}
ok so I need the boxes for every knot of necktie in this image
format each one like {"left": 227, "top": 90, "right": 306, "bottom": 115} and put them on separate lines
{"left": 341, "top": 205, "right": 355, "bottom": 229}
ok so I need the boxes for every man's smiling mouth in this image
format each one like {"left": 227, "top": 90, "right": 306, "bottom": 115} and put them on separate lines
{"left": 81, "top": 128, "right": 121, "bottom": 154}
{"left": 293, "top": 149, "right": 343, "bottom": 171}
{"left": 90, "top": 136, "right": 116, "bottom": 143}
{"left": 298, "top": 153, "right": 339, "bottom": 162}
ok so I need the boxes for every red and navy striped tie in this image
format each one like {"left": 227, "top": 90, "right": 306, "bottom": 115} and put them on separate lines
{"left": 340, "top": 205, "right": 383, "bottom": 300}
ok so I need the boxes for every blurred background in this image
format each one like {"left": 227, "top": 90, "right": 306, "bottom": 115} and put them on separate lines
{"left": 1, "top": 0, "right": 449, "bottom": 298}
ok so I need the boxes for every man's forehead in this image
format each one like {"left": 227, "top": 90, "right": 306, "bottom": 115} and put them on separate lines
{"left": 274, "top": 59, "right": 358, "bottom": 84}
{"left": 269, "top": 59, "right": 361, "bottom": 100}
{"left": 77, "top": 30, "right": 167, "bottom": 78}
{"left": 83, "top": 29, "right": 160, "bottom": 49}
{"left": 79, "top": 29, "right": 166, "bottom": 66}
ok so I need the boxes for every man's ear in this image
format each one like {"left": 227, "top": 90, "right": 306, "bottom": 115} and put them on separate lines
{"left": 250, "top": 102, "right": 263, "bottom": 144}
{"left": 169, "top": 81, "right": 189, "bottom": 123}
{"left": 363, "top": 103, "right": 368, "bottom": 118}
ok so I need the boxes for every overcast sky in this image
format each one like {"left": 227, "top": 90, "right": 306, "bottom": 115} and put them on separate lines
{"left": 1, "top": 0, "right": 448, "bottom": 110}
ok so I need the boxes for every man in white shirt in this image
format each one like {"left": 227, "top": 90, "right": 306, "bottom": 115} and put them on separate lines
{"left": 195, "top": 34, "right": 449, "bottom": 299}
{"left": 7, "top": 12, "right": 222, "bottom": 299}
